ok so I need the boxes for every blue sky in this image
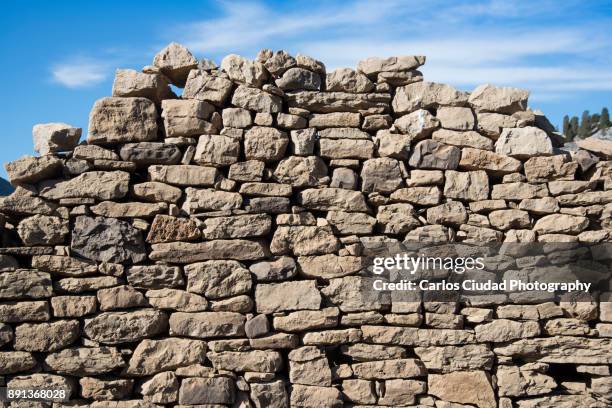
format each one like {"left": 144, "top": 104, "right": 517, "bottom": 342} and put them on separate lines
{"left": 1, "top": 0, "right": 611, "bottom": 178}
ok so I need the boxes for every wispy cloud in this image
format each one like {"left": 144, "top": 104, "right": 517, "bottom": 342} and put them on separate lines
{"left": 51, "top": 58, "right": 109, "bottom": 88}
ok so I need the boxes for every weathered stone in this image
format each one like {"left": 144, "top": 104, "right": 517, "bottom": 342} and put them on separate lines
{"left": 207, "top": 350, "right": 283, "bottom": 372}
{"left": 194, "top": 134, "right": 240, "bottom": 167}
{"left": 0, "top": 351, "right": 38, "bottom": 374}
{"left": 169, "top": 311, "right": 245, "bottom": 338}
{"left": 240, "top": 182, "right": 292, "bottom": 197}
{"left": 524, "top": 155, "right": 577, "bottom": 182}
{"left": 496, "top": 127, "right": 553, "bottom": 158}
{"left": 0, "top": 270, "right": 52, "bottom": 299}
{"left": 112, "top": 69, "right": 174, "bottom": 103}
{"left": 5, "top": 155, "right": 63, "bottom": 185}
{"left": 409, "top": 140, "right": 460, "bottom": 170}
{"left": 45, "top": 347, "right": 125, "bottom": 375}
{"left": 362, "top": 325, "right": 475, "bottom": 346}
{"left": 299, "top": 187, "right": 369, "bottom": 212}
{"left": 139, "top": 371, "right": 179, "bottom": 403}
{"left": 39, "top": 171, "right": 130, "bottom": 201}
{"left": 271, "top": 225, "right": 339, "bottom": 256}
{"left": 185, "top": 260, "right": 252, "bottom": 299}
{"left": 150, "top": 240, "right": 268, "bottom": 263}
{"left": 183, "top": 70, "right": 233, "bottom": 106}
{"left": 277, "top": 67, "right": 321, "bottom": 91}
{"left": 475, "top": 319, "right": 540, "bottom": 342}
{"left": 377, "top": 203, "right": 421, "bottom": 234}
{"left": 326, "top": 68, "right": 373, "bottom": 93}
{"left": 80, "top": 377, "right": 133, "bottom": 401}
{"left": 534, "top": 214, "right": 589, "bottom": 234}
{"left": 178, "top": 377, "right": 235, "bottom": 405}
{"left": 290, "top": 128, "right": 317, "bottom": 155}
{"left": 90, "top": 201, "right": 166, "bottom": 218}
{"left": 182, "top": 187, "right": 242, "bottom": 212}
{"left": 389, "top": 186, "right": 442, "bottom": 205}
{"left": 432, "top": 129, "right": 493, "bottom": 150}
{"left": 319, "top": 127, "right": 370, "bottom": 139}
{"left": 84, "top": 309, "right": 167, "bottom": 344}
{"left": 436, "top": 106, "right": 475, "bottom": 130}
{"left": 152, "top": 42, "right": 197, "bottom": 87}
{"left": 255, "top": 281, "right": 321, "bottom": 313}
{"left": 149, "top": 164, "right": 217, "bottom": 187}
{"left": 132, "top": 182, "right": 182, "bottom": 203}
{"left": 51, "top": 296, "right": 97, "bottom": 317}
{"left": 491, "top": 182, "right": 549, "bottom": 200}
{"left": 221, "top": 54, "right": 267, "bottom": 87}
{"left": 71, "top": 216, "right": 146, "bottom": 264}
{"left": 358, "top": 55, "right": 425, "bottom": 76}
{"left": 88, "top": 97, "right": 157, "bottom": 144}
{"left": 415, "top": 344, "right": 494, "bottom": 373}
{"left": 273, "top": 307, "right": 339, "bottom": 332}
{"left": 126, "top": 338, "right": 207, "bottom": 375}
{"left": 394, "top": 109, "right": 440, "bottom": 138}
{"left": 427, "top": 201, "right": 468, "bottom": 226}
{"left": 342, "top": 343, "right": 406, "bottom": 361}
{"left": 249, "top": 256, "right": 297, "bottom": 281}
{"left": 17, "top": 215, "right": 68, "bottom": 246}
{"left": 576, "top": 136, "right": 612, "bottom": 159}
{"left": 428, "top": 371, "right": 496, "bottom": 408}
{"left": 229, "top": 160, "right": 265, "bottom": 182}
{"left": 326, "top": 211, "right": 376, "bottom": 235}
{"left": 96, "top": 286, "right": 147, "bottom": 311}
{"left": 32, "top": 122, "right": 81, "bottom": 156}
{"left": 15, "top": 320, "right": 79, "bottom": 352}
{"left": 0, "top": 187, "right": 57, "bottom": 215}
{"left": 8, "top": 374, "right": 75, "bottom": 399}
{"left": 250, "top": 380, "right": 288, "bottom": 408}
{"left": 352, "top": 359, "right": 426, "bottom": 379}
{"left": 360, "top": 158, "right": 404, "bottom": 193}
{"left": 459, "top": 147, "right": 522, "bottom": 174}
{"left": 119, "top": 142, "right": 181, "bottom": 166}
{"left": 319, "top": 138, "right": 374, "bottom": 159}
{"left": 322, "top": 277, "right": 384, "bottom": 312}
{"left": 518, "top": 197, "right": 560, "bottom": 214}
{"left": 297, "top": 254, "right": 365, "bottom": 279}
{"left": 0, "top": 301, "right": 50, "bottom": 322}
{"left": 309, "top": 113, "right": 361, "bottom": 129}
{"left": 488, "top": 209, "right": 531, "bottom": 230}
{"left": 232, "top": 85, "right": 282, "bottom": 113}
{"left": 55, "top": 276, "right": 122, "bottom": 293}
{"left": 127, "top": 264, "right": 184, "bottom": 290}
{"left": 273, "top": 156, "right": 328, "bottom": 187}
{"left": 393, "top": 81, "right": 468, "bottom": 114}
{"left": 469, "top": 84, "right": 529, "bottom": 114}
{"left": 244, "top": 126, "right": 288, "bottom": 162}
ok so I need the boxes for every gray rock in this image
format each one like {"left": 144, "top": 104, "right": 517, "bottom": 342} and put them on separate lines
{"left": 178, "top": 377, "right": 235, "bottom": 405}
{"left": 183, "top": 70, "right": 233, "bottom": 105}
{"left": 71, "top": 216, "right": 146, "bottom": 264}
{"left": 409, "top": 140, "right": 460, "bottom": 170}
{"left": 276, "top": 67, "right": 321, "bottom": 91}
{"left": 119, "top": 142, "right": 181, "bottom": 166}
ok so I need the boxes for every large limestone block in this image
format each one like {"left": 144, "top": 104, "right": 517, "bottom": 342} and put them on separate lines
{"left": 161, "top": 99, "right": 215, "bottom": 137}
{"left": 250, "top": 380, "right": 288, "bottom": 408}
{"left": 90, "top": 201, "right": 167, "bottom": 218}
{"left": 132, "top": 182, "right": 182, "bottom": 203}
{"left": 357, "top": 55, "right": 425, "bottom": 75}
{"left": 469, "top": 83, "right": 529, "bottom": 114}
{"left": 497, "top": 365, "right": 556, "bottom": 397}
{"left": 491, "top": 182, "right": 549, "bottom": 200}
{"left": 494, "top": 336, "right": 612, "bottom": 364}
{"left": 288, "top": 346, "right": 332, "bottom": 386}
{"left": 185, "top": 260, "right": 252, "bottom": 299}
{"left": 533, "top": 213, "right": 589, "bottom": 234}
{"left": 5, "top": 155, "right": 63, "bottom": 185}
{"left": 285, "top": 91, "right": 391, "bottom": 114}
{"left": 88, "top": 97, "right": 157, "bottom": 144}
{"left": 17, "top": 214, "right": 68, "bottom": 246}
{"left": 222, "top": 107, "right": 252, "bottom": 128}
{"left": 152, "top": 42, "right": 198, "bottom": 86}
{"left": 319, "top": 138, "right": 374, "bottom": 159}
{"left": 194, "top": 134, "right": 241, "bottom": 166}
{"left": 389, "top": 186, "right": 441, "bottom": 205}
{"left": 183, "top": 70, "right": 233, "bottom": 105}
{"left": 202, "top": 214, "right": 272, "bottom": 239}
{"left": 14, "top": 320, "right": 79, "bottom": 352}
{"left": 255, "top": 281, "right": 321, "bottom": 313}
{"left": 576, "top": 136, "right": 612, "bottom": 159}
{"left": 495, "top": 127, "right": 554, "bottom": 158}
{"left": 84, "top": 310, "right": 168, "bottom": 344}
{"left": 299, "top": 188, "right": 369, "bottom": 212}
{"left": 361, "top": 325, "right": 476, "bottom": 346}
{"left": 0, "top": 270, "right": 52, "bottom": 299}
{"left": 432, "top": 129, "right": 493, "bottom": 150}
{"left": 145, "top": 288, "right": 208, "bottom": 312}
{"left": 309, "top": 112, "right": 361, "bottom": 128}
{"left": 126, "top": 338, "right": 207, "bottom": 375}
{"left": 475, "top": 319, "right": 540, "bottom": 342}
{"left": 393, "top": 81, "right": 468, "bottom": 114}
{"left": 271, "top": 225, "right": 340, "bottom": 256}
{"left": 377, "top": 203, "right": 421, "bottom": 234}
{"left": 326, "top": 211, "right": 376, "bottom": 235}
{"left": 488, "top": 209, "right": 531, "bottom": 230}
{"left": 436, "top": 106, "right": 475, "bottom": 130}
{"left": 33, "top": 122, "right": 81, "bottom": 155}
{"left": 221, "top": 54, "right": 268, "bottom": 87}
{"left": 524, "top": 155, "right": 577, "bottom": 182}
{"left": 148, "top": 165, "right": 218, "bottom": 187}
{"left": 360, "top": 158, "right": 404, "bottom": 193}
{"left": 112, "top": 69, "right": 174, "bottom": 103}
{"left": 182, "top": 187, "right": 242, "bottom": 213}
{"left": 297, "top": 254, "right": 366, "bottom": 279}
{"left": 276, "top": 67, "right": 321, "bottom": 91}
{"left": 169, "top": 311, "right": 245, "bottom": 338}
{"left": 378, "top": 379, "right": 426, "bottom": 406}
{"left": 273, "top": 156, "right": 328, "bottom": 187}
{"left": 127, "top": 264, "right": 184, "bottom": 290}
{"left": 232, "top": 85, "right": 282, "bottom": 113}
{"left": 150, "top": 240, "right": 269, "bottom": 263}
{"left": 428, "top": 371, "right": 496, "bottom": 408}
{"left": 409, "top": 139, "right": 460, "bottom": 170}
{"left": 414, "top": 344, "right": 494, "bottom": 373}
{"left": 326, "top": 68, "right": 374, "bottom": 93}
{"left": 244, "top": 126, "right": 289, "bottom": 162}
{"left": 459, "top": 147, "right": 522, "bottom": 174}
{"left": 45, "top": 347, "right": 125, "bottom": 375}
{"left": 426, "top": 201, "right": 468, "bottom": 226}
{"left": 352, "top": 359, "right": 426, "bottom": 379}
{"left": 71, "top": 216, "right": 146, "bottom": 264}
{"left": 394, "top": 109, "right": 440, "bottom": 138}
{"left": 39, "top": 171, "right": 130, "bottom": 201}
{"left": 119, "top": 142, "right": 181, "bottom": 166}
{"left": 178, "top": 377, "right": 235, "bottom": 405}
{"left": 290, "top": 384, "right": 343, "bottom": 408}
{"left": 0, "top": 351, "right": 38, "bottom": 374}
{"left": 322, "top": 276, "right": 385, "bottom": 312}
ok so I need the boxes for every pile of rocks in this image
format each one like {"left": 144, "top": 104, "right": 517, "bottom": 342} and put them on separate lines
{"left": 1, "top": 42, "right": 611, "bottom": 407}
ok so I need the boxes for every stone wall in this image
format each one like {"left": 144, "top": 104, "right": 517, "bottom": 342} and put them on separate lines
{"left": 1, "top": 42, "right": 611, "bottom": 407}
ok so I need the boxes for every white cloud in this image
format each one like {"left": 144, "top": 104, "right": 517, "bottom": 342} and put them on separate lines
{"left": 51, "top": 59, "right": 109, "bottom": 88}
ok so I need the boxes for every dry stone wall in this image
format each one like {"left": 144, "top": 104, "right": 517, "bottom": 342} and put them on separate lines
{"left": 1, "top": 42, "right": 611, "bottom": 407}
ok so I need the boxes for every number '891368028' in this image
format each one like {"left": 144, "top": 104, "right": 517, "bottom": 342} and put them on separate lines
{"left": 2, "top": 388, "right": 69, "bottom": 402}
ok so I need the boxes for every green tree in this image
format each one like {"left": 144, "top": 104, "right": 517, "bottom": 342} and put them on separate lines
{"left": 600, "top": 107, "right": 611, "bottom": 129}
{"left": 567, "top": 116, "right": 579, "bottom": 141}
{"left": 578, "top": 110, "right": 591, "bottom": 138}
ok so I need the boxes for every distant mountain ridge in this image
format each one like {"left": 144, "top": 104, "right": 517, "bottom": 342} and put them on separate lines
{"left": 0, "top": 177, "right": 14, "bottom": 196}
